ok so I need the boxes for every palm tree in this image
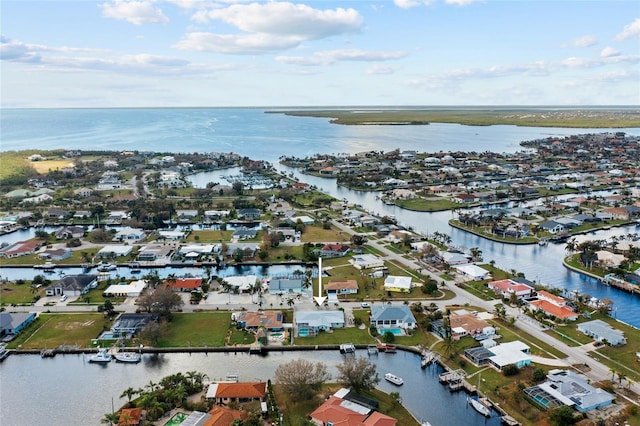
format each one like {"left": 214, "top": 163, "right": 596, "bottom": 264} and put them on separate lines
{"left": 120, "top": 387, "right": 137, "bottom": 403}
{"left": 101, "top": 412, "right": 119, "bottom": 425}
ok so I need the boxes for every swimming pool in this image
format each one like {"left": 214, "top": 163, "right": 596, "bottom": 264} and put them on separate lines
{"left": 165, "top": 412, "right": 187, "bottom": 426}
{"left": 382, "top": 328, "right": 404, "bottom": 336}
{"left": 298, "top": 329, "right": 311, "bottom": 337}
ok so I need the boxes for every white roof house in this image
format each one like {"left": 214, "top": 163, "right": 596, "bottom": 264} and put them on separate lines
{"left": 488, "top": 341, "right": 531, "bottom": 371}
{"left": 383, "top": 276, "right": 413, "bottom": 293}
{"left": 178, "top": 244, "right": 217, "bottom": 254}
{"left": 223, "top": 275, "right": 257, "bottom": 293}
{"left": 295, "top": 310, "right": 345, "bottom": 333}
{"left": 349, "top": 254, "right": 384, "bottom": 270}
{"left": 103, "top": 280, "right": 147, "bottom": 297}
{"left": 158, "top": 230, "right": 186, "bottom": 241}
{"left": 97, "top": 245, "right": 133, "bottom": 258}
{"left": 455, "top": 264, "right": 491, "bottom": 280}
{"left": 577, "top": 319, "right": 626, "bottom": 346}
{"left": 113, "top": 227, "right": 145, "bottom": 242}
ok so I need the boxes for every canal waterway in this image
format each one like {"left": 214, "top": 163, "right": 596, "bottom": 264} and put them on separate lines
{"left": 0, "top": 350, "right": 501, "bottom": 426}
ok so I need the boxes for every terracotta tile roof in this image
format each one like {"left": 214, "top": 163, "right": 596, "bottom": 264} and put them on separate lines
{"left": 362, "top": 411, "right": 397, "bottom": 426}
{"left": 204, "top": 406, "right": 247, "bottom": 426}
{"left": 236, "top": 310, "right": 283, "bottom": 329}
{"left": 166, "top": 278, "right": 202, "bottom": 289}
{"left": 310, "top": 396, "right": 367, "bottom": 426}
{"left": 530, "top": 300, "right": 577, "bottom": 319}
{"left": 488, "top": 279, "right": 532, "bottom": 294}
{"left": 536, "top": 290, "right": 566, "bottom": 305}
{"left": 214, "top": 382, "right": 266, "bottom": 399}
{"left": 449, "top": 313, "right": 490, "bottom": 333}
{"left": 118, "top": 408, "right": 142, "bottom": 426}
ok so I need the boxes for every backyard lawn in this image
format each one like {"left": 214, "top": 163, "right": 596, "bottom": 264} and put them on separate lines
{"left": 300, "top": 225, "right": 350, "bottom": 243}
{"left": 156, "top": 312, "right": 231, "bottom": 347}
{"left": 185, "top": 230, "right": 233, "bottom": 243}
{"left": 7, "top": 313, "right": 110, "bottom": 349}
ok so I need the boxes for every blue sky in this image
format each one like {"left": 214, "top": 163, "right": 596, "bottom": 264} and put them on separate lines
{"left": 1, "top": 0, "right": 638, "bottom": 107}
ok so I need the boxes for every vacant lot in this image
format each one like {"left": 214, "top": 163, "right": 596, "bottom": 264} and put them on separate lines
{"left": 8, "top": 313, "right": 109, "bottom": 349}
{"left": 156, "top": 312, "right": 231, "bottom": 347}
{"left": 30, "top": 159, "right": 75, "bottom": 174}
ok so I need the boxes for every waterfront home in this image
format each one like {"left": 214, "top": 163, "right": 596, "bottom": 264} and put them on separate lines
{"left": 97, "top": 245, "right": 133, "bottom": 258}
{"left": 439, "top": 251, "right": 470, "bottom": 266}
{"left": 269, "top": 278, "right": 304, "bottom": 294}
{"left": 46, "top": 274, "right": 98, "bottom": 297}
{"left": 310, "top": 390, "right": 397, "bottom": 426}
{"left": 287, "top": 215, "right": 315, "bottom": 225}
{"left": 165, "top": 277, "right": 203, "bottom": 292}
{"left": 205, "top": 381, "right": 266, "bottom": 405}
{"left": 449, "top": 310, "right": 493, "bottom": 340}
{"left": 325, "top": 279, "right": 359, "bottom": 299}
{"left": 528, "top": 290, "right": 578, "bottom": 321}
{"left": 370, "top": 305, "right": 416, "bottom": 333}
{"left": 453, "top": 193, "right": 479, "bottom": 203}
{"left": 203, "top": 406, "right": 247, "bottom": 425}
{"left": 577, "top": 319, "right": 626, "bottom": 346}
{"left": 54, "top": 226, "right": 85, "bottom": 239}
{"left": 73, "top": 210, "right": 92, "bottom": 219}
{"left": 295, "top": 310, "right": 345, "bottom": 336}
{"left": 47, "top": 208, "right": 71, "bottom": 220}
{"left": 113, "top": 227, "right": 145, "bottom": 242}
{"left": 601, "top": 206, "right": 631, "bottom": 220}
{"left": 234, "top": 311, "right": 284, "bottom": 332}
{"left": 38, "top": 248, "right": 71, "bottom": 261}
{"left": 103, "top": 280, "right": 147, "bottom": 297}
{"left": 0, "top": 312, "right": 37, "bottom": 339}
{"left": 0, "top": 239, "right": 44, "bottom": 258}
{"left": 111, "top": 313, "right": 159, "bottom": 335}
{"left": 455, "top": 264, "right": 491, "bottom": 280}
{"left": 204, "top": 210, "right": 230, "bottom": 220}
{"left": 594, "top": 250, "right": 626, "bottom": 268}
{"left": 223, "top": 275, "right": 257, "bottom": 293}
{"left": 137, "top": 245, "right": 173, "bottom": 262}
{"left": 538, "top": 220, "right": 565, "bottom": 234}
{"left": 237, "top": 208, "right": 261, "bottom": 220}
{"left": 117, "top": 407, "right": 145, "bottom": 426}
{"left": 487, "top": 279, "right": 534, "bottom": 299}
{"left": 176, "top": 209, "right": 198, "bottom": 222}
{"left": 106, "top": 210, "right": 129, "bottom": 223}
{"left": 465, "top": 341, "right": 531, "bottom": 372}
{"left": 232, "top": 227, "right": 257, "bottom": 240}
{"left": 524, "top": 369, "right": 614, "bottom": 412}
{"left": 157, "top": 230, "right": 186, "bottom": 241}
{"left": 225, "top": 243, "right": 258, "bottom": 259}
{"left": 383, "top": 275, "right": 412, "bottom": 293}
{"left": 349, "top": 254, "right": 384, "bottom": 270}
{"left": 319, "top": 243, "right": 350, "bottom": 257}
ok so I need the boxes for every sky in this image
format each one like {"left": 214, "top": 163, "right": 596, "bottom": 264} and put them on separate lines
{"left": 1, "top": 0, "right": 639, "bottom": 107}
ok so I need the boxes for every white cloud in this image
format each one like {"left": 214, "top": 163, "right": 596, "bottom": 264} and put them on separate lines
{"left": 600, "top": 46, "right": 620, "bottom": 58}
{"left": 276, "top": 49, "right": 407, "bottom": 66}
{"left": 174, "top": 32, "right": 302, "bottom": 54}
{"left": 367, "top": 64, "right": 398, "bottom": 75}
{"left": 100, "top": 0, "right": 169, "bottom": 25}
{"left": 568, "top": 35, "right": 597, "bottom": 48}
{"left": 394, "top": 0, "right": 433, "bottom": 9}
{"left": 445, "top": 0, "right": 480, "bottom": 5}
{"left": 616, "top": 18, "right": 640, "bottom": 41}
{"left": 193, "top": 2, "right": 362, "bottom": 39}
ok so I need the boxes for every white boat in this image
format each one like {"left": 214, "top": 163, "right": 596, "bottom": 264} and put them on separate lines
{"left": 114, "top": 351, "right": 141, "bottom": 363}
{"left": 468, "top": 397, "right": 490, "bottom": 417}
{"left": 88, "top": 348, "right": 112, "bottom": 363}
{"left": 384, "top": 372, "right": 404, "bottom": 386}
{"left": 97, "top": 262, "right": 117, "bottom": 272}
{"left": 0, "top": 346, "right": 9, "bottom": 362}
{"left": 34, "top": 262, "right": 56, "bottom": 270}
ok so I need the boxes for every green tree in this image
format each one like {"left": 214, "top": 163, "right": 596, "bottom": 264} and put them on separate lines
{"left": 274, "top": 359, "right": 331, "bottom": 402}
{"left": 549, "top": 405, "right": 577, "bottom": 426}
{"left": 336, "top": 356, "right": 380, "bottom": 393}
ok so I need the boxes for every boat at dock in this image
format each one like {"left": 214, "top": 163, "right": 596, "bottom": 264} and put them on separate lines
{"left": 367, "top": 344, "right": 378, "bottom": 355}
{"left": 128, "top": 262, "right": 141, "bottom": 272}
{"left": 377, "top": 343, "right": 396, "bottom": 353}
{"left": 114, "top": 351, "right": 141, "bottom": 363}
{"left": 40, "top": 349, "right": 56, "bottom": 358}
{"left": 34, "top": 262, "right": 56, "bottom": 271}
{"left": 384, "top": 372, "right": 404, "bottom": 386}
{"left": 468, "top": 397, "right": 491, "bottom": 417}
{"left": 421, "top": 350, "right": 439, "bottom": 368}
{"left": 97, "top": 262, "right": 117, "bottom": 272}
{"left": 339, "top": 343, "right": 356, "bottom": 354}
{"left": 88, "top": 348, "right": 112, "bottom": 363}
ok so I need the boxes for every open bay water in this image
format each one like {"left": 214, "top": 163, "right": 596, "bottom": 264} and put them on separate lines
{"left": 1, "top": 108, "right": 640, "bottom": 424}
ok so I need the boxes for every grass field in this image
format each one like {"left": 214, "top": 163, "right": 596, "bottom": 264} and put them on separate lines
{"left": 300, "top": 225, "right": 350, "bottom": 243}
{"left": 30, "top": 159, "right": 75, "bottom": 174}
{"left": 278, "top": 109, "right": 640, "bottom": 128}
{"left": 7, "top": 313, "right": 110, "bottom": 349}
{"left": 0, "top": 281, "right": 42, "bottom": 305}
{"left": 186, "top": 230, "right": 233, "bottom": 243}
{"left": 395, "top": 197, "right": 459, "bottom": 212}
{"left": 156, "top": 312, "right": 231, "bottom": 347}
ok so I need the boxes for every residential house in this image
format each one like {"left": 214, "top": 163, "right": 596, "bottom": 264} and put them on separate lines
{"left": 176, "top": 210, "right": 198, "bottom": 222}
{"left": 295, "top": 310, "right": 345, "bottom": 336}
{"left": 309, "top": 391, "right": 397, "bottom": 426}
{"left": 0, "top": 312, "right": 37, "bottom": 338}
{"left": 383, "top": 276, "right": 412, "bottom": 293}
{"left": 349, "top": 254, "right": 384, "bottom": 270}
{"left": 117, "top": 408, "right": 145, "bottom": 426}
{"left": 453, "top": 193, "right": 479, "bottom": 203}
{"left": 538, "top": 220, "right": 565, "bottom": 234}
{"left": 487, "top": 279, "right": 534, "bottom": 299}
{"left": 54, "top": 226, "right": 85, "bottom": 239}
{"left": 103, "top": 280, "right": 148, "bottom": 298}
{"left": 577, "top": 319, "right": 626, "bottom": 346}
{"left": 524, "top": 369, "right": 614, "bottom": 412}
{"left": 204, "top": 210, "right": 230, "bottom": 220}
{"left": 137, "top": 245, "right": 173, "bottom": 262}
{"left": 288, "top": 215, "right": 315, "bottom": 225}
{"left": 601, "top": 207, "right": 630, "bottom": 220}
{"left": 47, "top": 208, "right": 70, "bottom": 220}
{"left": 319, "top": 243, "right": 351, "bottom": 257}
{"left": 97, "top": 245, "right": 133, "bottom": 258}
{"left": 165, "top": 277, "right": 203, "bottom": 292}
{"left": 73, "top": 187, "right": 94, "bottom": 198}
{"left": 113, "top": 227, "right": 145, "bottom": 242}
{"left": 205, "top": 382, "right": 266, "bottom": 405}
{"left": 237, "top": 208, "right": 261, "bottom": 220}
{"left": 111, "top": 313, "right": 159, "bottom": 335}
{"left": 455, "top": 264, "right": 491, "bottom": 280}
{"left": 46, "top": 274, "right": 98, "bottom": 297}
{"left": 529, "top": 290, "right": 578, "bottom": 321}
{"left": 235, "top": 311, "right": 284, "bottom": 332}
{"left": 370, "top": 305, "right": 416, "bottom": 332}
{"left": 73, "top": 210, "right": 92, "bottom": 219}
{"left": 38, "top": 248, "right": 71, "bottom": 261}
{"left": 325, "top": 280, "right": 359, "bottom": 299}
{"left": 224, "top": 275, "right": 257, "bottom": 293}
{"left": 269, "top": 278, "right": 304, "bottom": 294}
{"left": 449, "top": 310, "right": 493, "bottom": 340}
{"left": 464, "top": 341, "right": 531, "bottom": 371}
{"left": 233, "top": 227, "right": 257, "bottom": 240}
{"left": 157, "top": 230, "right": 186, "bottom": 241}
{"left": 439, "top": 251, "right": 470, "bottom": 265}
{"left": 97, "top": 175, "right": 121, "bottom": 190}
{"left": 0, "top": 240, "right": 44, "bottom": 258}
{"left": 202, "top": 407, "right": 247, "bottom": 426}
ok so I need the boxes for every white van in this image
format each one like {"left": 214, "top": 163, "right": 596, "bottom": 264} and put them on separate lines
{"left": 360, "top": 302, "right": 370, "bottom": 308}
{"left": 60, "top": 295, "right": 68, "bottom": 302}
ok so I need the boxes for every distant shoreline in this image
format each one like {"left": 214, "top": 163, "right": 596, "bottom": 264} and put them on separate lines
{"left": 271, "top": 108, "right": 640, "bottom": 128}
